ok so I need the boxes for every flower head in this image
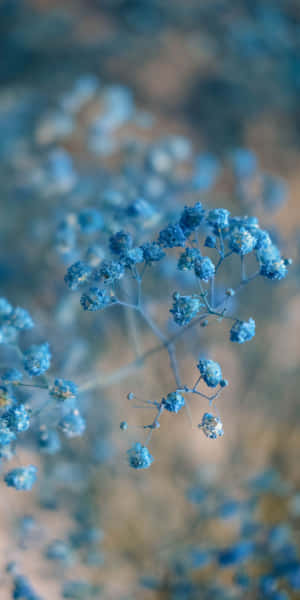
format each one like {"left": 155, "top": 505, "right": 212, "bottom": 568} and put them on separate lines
{"left": 199, "top": 412, "right": 224, "bottom": 439}
{"left": 162, "top": 391, "right": 185, "bottom": 413}
{"left": 197, "top": 359, "right": 223, "bottom": 387}
{"left": 127, "top": 442, "right": 153, "bottom": 469}
{"left": 230, "top": 318, "right": 255, "bottom": 344}
{"left": 4, "top": 465, "right": 37, "bottom": 491}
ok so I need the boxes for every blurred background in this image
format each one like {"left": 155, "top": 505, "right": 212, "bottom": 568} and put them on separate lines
{"left": 1, "top": 1, "right": 300, "bottom": 598}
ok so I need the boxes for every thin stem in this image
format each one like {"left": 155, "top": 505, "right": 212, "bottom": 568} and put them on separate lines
{"left": 80, "top": 270, "right": 260, "bottom": 393}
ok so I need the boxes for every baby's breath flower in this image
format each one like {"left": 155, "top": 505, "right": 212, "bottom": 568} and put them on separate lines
{"left": 64, "top": 261, "right": 92, "bottom": 290}
{"left": 23, "top": 343, "right": 51, "bottom": 377}
{"left": 162, "top": 391, "right": 185, "bottom": 413}
{"left": 49, "top": 379, "right": 78, "bottom": 401}
{"left": 197, "top": 359, "right": 223, "bottom": 387}
{"left": 230, "top": 318, "right": 255, "bottom": 344}
{"left": 4, "top": 465, "right": 37, "bottom": 491}
{"left": 170, "top": 292, "right": 202, "bottom": 326}
{"left": 199, "top": 412, "right": 224, "bottom": 439}
{"left": 194, "top": 256, "right": 215, "bottom": 281}
{"left": 127, "top": 442, "right": 153, "bottom": 469}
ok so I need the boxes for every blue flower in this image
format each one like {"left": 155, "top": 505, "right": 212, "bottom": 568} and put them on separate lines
{"left": 93, "top": 260, "right": 124, "bottom": 285}
{"left": 179, "top": 202, "right": 205, "bottom": 236}
{"left": 4, "top": 465, "right": 37, "bottom": 491}
{"left": 170, "top": 292, "right": 202, "bottom": 326}
{"left": 194, "top": 256, "right": 215, "bottom": 281}
{"left": 177, "top": 247, "right": 201, "bottom": 271}
{"left": 141, "top": 242, "right": 165, "bottom": 264}
{"left": 9, "top": 307, "right": 34, "bottom": 331}
{"left": 109, "top": 230, "right": 133, "bottom": 255}
{"left": 197, "top": 359, "right": 223, "bottom": 387}
{"left": 230, "top": 318, "right": 255, "bottom": 343}
{"left": 162, "top": 391, "right": 185, "bottom": 413}
{"left": 260, "top": 258, "right": 289, "bottom": 280}
{"left": 199, "top": 412, "right": 224, "bottom": 439}
{"left": 23, "top": 343, "right": 51, "bottom": 377}
{"left": 80, "top": 287, "right": 116, "bottom": 311}
{"left": 1, "top": 368, "right": 23, "bottom": 385}
{"left": 206, "top": 208, "right": 230, "bottom": 230}
{"left": 204, "top": 234, "right": 217, "bottom": 248}
{"left": 158, "top": 223, "right": 186, "bottom": 248}
{"left": 121, "top": 247, "right": 144, "bottom": 266}
{"left": 6, "top": 404, "right": 30, "bottom": 432}
{"left": 228, "top": 226, "right": 256, "bottom": 255}
{"left": 127, "top": 442, "right": 153, "bottom": 469}
{"left": 0, "top": 423, "right": 16, "bottom": 446}
{"left": 64, "top": 261, "right": 92, "bottom": 290}
{"left": 49, "top": 379, "right": 78, "bottom": 401}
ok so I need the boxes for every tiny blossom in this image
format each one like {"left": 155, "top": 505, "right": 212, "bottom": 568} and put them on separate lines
{"left": 228, "top": 227, "right": 257, "bottom": 255}
{"left": 141, "top": 242, "right": 165, "bottom": 264}
{"left": 64, "top": 261, "right": 92, "bottom": 290}
{"left": 109, "top": 230, "right": 133, "bottom": 255}
{"left": 121, "top": 247, "right": 144, "bottom": 266}
{"left": 9, "top": 307, "right": 34, "bottom": 331}
{"left": 162, "top": 391, "right": 185, "bottom": 413}
{"left": 179, "top": 202, "right": 205, "bottom": 236}
{"left": 198, "top": 359, "right": 223, "bottom": 387}
{"left": 253, "top": 229, "right": 272, "bottom": 250}
{"left": 206, "top": 208, "right": 230, "bottom": 230}
{"left": 204, "top": 234, "right": 217, "bottom": 248}
{"left": 170, "top": 292, "right": 202, "bottom": 326}
{"left": 0, "top": 424, "right": 16, "bottom": 446}
{"left": 23, "top": 343, "right": 51, "bottom": 377}
{"left": 158, "top": 223, "right": 186, "bottom": 248}
{"left": 93, "top": 260, "right": 124, "bottom": 285}
{"left": 49, "top": 379, "right": 78, "bottom": 401}
{"left": 194, "top": 256, "right": 215, "bottom": 281}
{"left": 6, "top": 404, "right": 31, "bottom": 432}
{"left": 177, "top": 247, "right": 201, "bottom": 271}
{"left": 0, "top": 323, "right": 18, "bottom": 345}
{"left": 80, "top": 287, "right": 116, "bottom": 311}
{"left": 230, "top": 318, "right": 256, "bottom": 343}
{"left": 260, "top": 257, "right": 289, "bottom": 280}
{"left": 77, "top": 208, "right": 103, "bottom": 233}
{"left": 127, "top": 442, "right": 153, "bottom": 469}
{"left": 4, "top": 465, "right": 37, "bottom": 491}
{"left": 199, "top": 412, "right": 224, "bottom": 439}
{"left": 1, "top": 368, "right": 23, "bottom": 384}
{"left": 59, "top": 408, "right": 86, "bottom": 438}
